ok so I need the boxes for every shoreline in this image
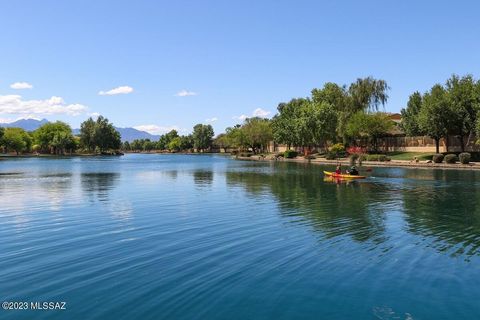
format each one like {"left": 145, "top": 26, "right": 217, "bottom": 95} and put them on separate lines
{"left": 235, "top": 156, "right": 480, "bottom": 171}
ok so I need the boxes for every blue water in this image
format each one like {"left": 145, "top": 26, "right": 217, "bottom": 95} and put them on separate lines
{"left": 1, "top": 154, "right": 479, "bottom": 319}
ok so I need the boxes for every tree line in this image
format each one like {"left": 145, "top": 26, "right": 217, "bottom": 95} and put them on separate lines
{"left": 122, "top": 124, "right": 215, "bottom": 153}
{"left": 401, "top": 74, "right": 480, "bottom": 153}
{"left": 218, "top": 77, "right": 393, "bottom": 154}
{"left": 219, "top": 74, "right": 480, "bottom": 155}
{"left": 0, "top": 116, "right": 120, "bottom": 155}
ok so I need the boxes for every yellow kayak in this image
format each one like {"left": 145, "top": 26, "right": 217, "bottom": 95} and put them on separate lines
{"left": 324, "top": 171, "right": 366, "bottom": 179}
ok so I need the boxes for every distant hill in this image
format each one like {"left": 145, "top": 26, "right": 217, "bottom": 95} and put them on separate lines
{"left": 72, "top": 127, "right": 160, "bottom": 142}
{"left": 1, "top": 118, "right": 160, "bottom": 142}
{"left": 2, "top": 118, "right": 49, "bottom": 131}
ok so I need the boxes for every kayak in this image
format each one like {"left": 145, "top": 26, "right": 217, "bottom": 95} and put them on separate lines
{"left": 323, "top": 171, "right": 366, "bottom": 179}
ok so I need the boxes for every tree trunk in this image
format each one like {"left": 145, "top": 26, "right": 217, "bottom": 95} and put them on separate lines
{"left": 435, "top": 138, "right": 440, "bottom": 154}
{"left": 459, "top": 135, "right": 465, "bottom": 152}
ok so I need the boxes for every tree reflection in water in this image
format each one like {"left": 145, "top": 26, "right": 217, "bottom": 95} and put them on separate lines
{"left": 81, "top": 172, "right": 120, "bottom": 202}
{"left": 226, "top": 162, "right": 390, "bottom": 246}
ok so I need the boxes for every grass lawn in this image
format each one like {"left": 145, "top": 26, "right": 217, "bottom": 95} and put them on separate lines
{"left": 387, "top": 151, "right": 434, "bottom": 161}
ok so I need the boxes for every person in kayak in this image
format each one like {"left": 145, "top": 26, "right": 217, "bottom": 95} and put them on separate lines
{"left": 335, "top": 165, "right": 341, "bottom": 174}
{"left": 346, "top": 166, "right": 359, "bottom": 175}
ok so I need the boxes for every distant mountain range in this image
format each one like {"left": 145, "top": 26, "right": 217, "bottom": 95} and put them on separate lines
{"left": 0, "top": 118, "right": 160, "bottom": 142}
{"left": 1, "top": 118, "right": 50, "bottom": 131}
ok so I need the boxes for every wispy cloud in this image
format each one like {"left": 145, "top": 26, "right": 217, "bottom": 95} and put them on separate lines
{"left": 0, "top": 95, "right": 88, "bottom": 116}
{"left": 10, "top": 82, "right": 33, "bottom": 89}
{"left": 205, "top": 117, "right": 218, "bottom": 123}
{"left": 99, "top": 86, "right": 134, "bottom": 96}
{"left": 133, "top": 124, "right": 187, "bottom": 135}
{"left": 232, "top": 114, "right": 248, "bottom": 121}
{"left": 89, "top": 112, "right": 101, "bottom": 118}
{"left": 175, "top": 89, "right": 197, "bottom": 97}
{"left": 252, "top": 108, "right": 270, "bottom": 118}
{"left": 0, "top": 117, "right": 15, "bottom": 123}
{"left": 233, "top": 108, "right": 271, "bottom": 122}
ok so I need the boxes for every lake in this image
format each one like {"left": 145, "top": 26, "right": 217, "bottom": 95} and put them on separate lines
{"left": 1, "top": 154, "right": 479, "bottom": 319}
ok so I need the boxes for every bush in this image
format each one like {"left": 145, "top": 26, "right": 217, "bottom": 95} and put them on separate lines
{"left": 349, "top": 154, "right": 359, "bottom": 166}
{"left": 432, "top": 154, "right": 444, "bottom": 163}
{"left": 329, "top": 143, "right": 346, "bottom": 158}
{"left": 284, "top": 150, "right": 298, "bottom": 158}
{"left": 459, "top": 152, "right": 471, "bottom": 164}
{"left": 275, "top": 152, "right": 284, "bottom": 158}
{"left": 444, "top": 154, "right": 458, "bottom": 164}
{"left": 325, "top": 152, "right": 337, "bottom": 160}
{"left": 347, "top": 146, "right": 366, "bottom": 155}
{"left": 329, "top": 143, "right": 345, "bottom": 153}
{"left": 304, "top": 154, "right": 316, "bottom": 160}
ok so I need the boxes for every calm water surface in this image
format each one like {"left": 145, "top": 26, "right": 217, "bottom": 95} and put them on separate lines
{"left": 1, "top": 154, "right": 480, "bottom": 319}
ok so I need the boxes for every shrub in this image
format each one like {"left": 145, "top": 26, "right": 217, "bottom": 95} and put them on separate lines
{"left": 432, "top": 154, "right": 444, "bottom": 163}
{"left": 329, "top": 143, "right": 345, "bottom": 154}
{"left": 325, "top": 152, "right": 337, "bottom": 160}
{"left": 347, "top": 146, "right": 366, "bottom": 155}
{"left": 444, "top": 154, "right": 458, "bottom": 164}
{"left": 349, "top": 154, "right": 359, "bottom": 166}
{"left": 304, "top": 154, "right": 316, "bottom": 160}
{"left": 284, "top": 150, "right": 298, "bottom": 158}
{"left": 459, "top": 152, "right": 471, "bottom": 164}
{"left": 275, "top": 152, "right": 284, "bottom": 158}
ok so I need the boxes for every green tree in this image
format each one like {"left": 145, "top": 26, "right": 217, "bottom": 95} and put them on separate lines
{"left": 348, "top": 77, "right": 389, "bottom": 113}
{"left": 179, "top": 135, "right": 194, "bottom": 151}
{"left": 241, "top": 117, "right": 273, "bottom": 153}
{"left": 445, "top": 74, "right": 480, "bottom": 151}
{"left": 346, "top": 112, "right": 393, "bottom": 152}
{"left": 2, "top": 127, "right": 31, "bottom": 155}
{"left": 79, "top": 117, "right": 96, "bottom": 152}
{"left": 401, "top": 91, "right": 424, "bottom": 136}
{"left": 271, "top": 98, "right": 305, "bottom": 148}
{"left": 93, "top": 116, "right": 121, "bottom": 152}
{"left": 418, "top": 84, "right": 452, "bottom": 153}
{"left": 34, "top": 121, "right": 74, "bottom": 154}
{"left": 157, "top": 130, "right": 179, "bottom": 150}
{"left": 224, "top": 125, "right": 247, "bottom": 151}
{"left": 192, "top": 124, "right": 214, "bottom": 152}
{"left": 167, "top": 136, "right": 182, "bottom": 151}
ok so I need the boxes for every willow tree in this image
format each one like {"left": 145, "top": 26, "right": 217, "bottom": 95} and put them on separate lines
{"left": 311, "top": 77, "right": 389, "bottom": 143}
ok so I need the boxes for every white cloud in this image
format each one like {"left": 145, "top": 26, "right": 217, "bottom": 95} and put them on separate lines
{"left": 99, "top": 86, "right": 134, "bottom": 96}
{"left": 205, "top": 117, "right": 218, "bottom": 123}
{"left": 233, "top": 108, "right": 271, "bottom": 122}
{"left": 0, "top": 95, "right": 88, "bottom": 116}
{"left": 89, "top": 112, "right": 101, "bottom": 118}
{"left": 0, "top": 117, "right": 14, "bottom": 123}
{"left": 133, "top": 124, "right": 187, "bottom": 135}
{"left": 252, "top": 108, "right": 271, "bottom": 118}
{"left": 175, "top": 89, "right": 197, "bottom": 97}
{"left": 233, "top": 114, "right": 248, "bottom": 121}
{"left": 10, "top": 82, "right": 33, "bottom": 89}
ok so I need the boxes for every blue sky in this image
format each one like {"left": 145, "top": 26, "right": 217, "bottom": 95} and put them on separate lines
{"left": 1, "top": 0, "right": 479, "bottom": 135}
